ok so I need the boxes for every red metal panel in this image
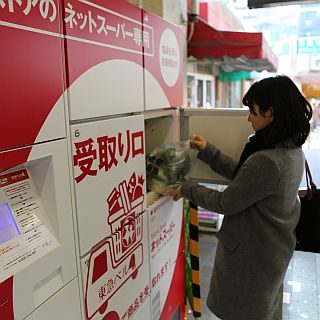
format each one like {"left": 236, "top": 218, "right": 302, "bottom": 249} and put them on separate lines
{"left": 0, "top": 0, "right": 65, "bottom": 150}
{"left": 0, "top": 276, "right": 14, "bottom": 320}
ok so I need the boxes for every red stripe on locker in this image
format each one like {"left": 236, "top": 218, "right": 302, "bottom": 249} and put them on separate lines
{"left": 0, "top": 276, "right": 14, "bottom": 320}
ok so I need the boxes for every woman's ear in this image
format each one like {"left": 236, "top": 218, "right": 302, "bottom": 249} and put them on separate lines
{"left": 266, "top": 107, "right": 274, "bottom": 122}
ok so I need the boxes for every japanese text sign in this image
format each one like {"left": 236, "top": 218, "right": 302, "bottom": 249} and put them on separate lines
{"left": 71, "top": 114, "right": 146, "bottom": 256}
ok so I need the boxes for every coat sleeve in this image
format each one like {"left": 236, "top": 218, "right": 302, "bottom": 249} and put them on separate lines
{"left": 198, "top": 143, "right": 237, "bottom": 180}
{"left": 181, "top": 152, "right": 280, "bottom": 215}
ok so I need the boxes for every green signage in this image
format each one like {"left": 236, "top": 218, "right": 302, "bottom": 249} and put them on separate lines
{"left": 297, "top": 38, "right": 320, "bottom": 54}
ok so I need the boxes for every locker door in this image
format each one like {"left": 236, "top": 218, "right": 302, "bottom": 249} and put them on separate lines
{"left": 181, "top": 108, "right": 253, "bottom": 184}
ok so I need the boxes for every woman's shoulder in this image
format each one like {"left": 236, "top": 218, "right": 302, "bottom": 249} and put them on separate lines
{"left": 249, "top": 147, "right": 303, "bottom": 169}
{"left": 246, "top": 150, "right": 281, "bottom": 171}
{"left": 256, "top": 145, "right": 302, "bottom": 156}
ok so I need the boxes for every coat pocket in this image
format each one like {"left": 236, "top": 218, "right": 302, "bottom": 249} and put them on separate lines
{"left": 216, "top": 230, "right": 240, "bottom": 252}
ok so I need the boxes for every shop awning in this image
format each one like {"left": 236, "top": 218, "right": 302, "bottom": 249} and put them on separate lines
{"left": 188, "top": 17, "right": 278, "bottom": 72}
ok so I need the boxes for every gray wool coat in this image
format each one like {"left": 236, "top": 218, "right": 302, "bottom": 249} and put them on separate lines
{"left": 181, "top": 143, "right": 304, "bottom": 320}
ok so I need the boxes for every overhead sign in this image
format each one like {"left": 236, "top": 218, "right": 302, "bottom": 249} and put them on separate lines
{"left": 297, "top": 37, "right": 320, "bottom": 54}
{"left": 248, "top": 0, "right": 310, "bottom": 9}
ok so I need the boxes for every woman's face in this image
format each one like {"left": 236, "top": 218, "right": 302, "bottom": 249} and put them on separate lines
{"left": 248, "top": 104, "right": 274, "bottom": 132}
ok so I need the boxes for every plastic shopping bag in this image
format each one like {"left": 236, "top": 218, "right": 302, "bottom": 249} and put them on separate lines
{"left": 146, "top": 141, "right": 192, "bottom": 195}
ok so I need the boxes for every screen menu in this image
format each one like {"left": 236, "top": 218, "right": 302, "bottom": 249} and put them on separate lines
{"left": 0, "top": 203, "right": 20, "bottom": 246}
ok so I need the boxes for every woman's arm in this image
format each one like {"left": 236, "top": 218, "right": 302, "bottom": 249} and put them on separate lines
{"left": 181, "top": 152, "right": 280, "bottom": 215}
{"left": 198, "top": 143, "right": 237, "bottom": 180}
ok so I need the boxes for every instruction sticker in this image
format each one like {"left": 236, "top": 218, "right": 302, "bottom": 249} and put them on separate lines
{"left": 0, "top": 169, "right": 57, "bottom": 276}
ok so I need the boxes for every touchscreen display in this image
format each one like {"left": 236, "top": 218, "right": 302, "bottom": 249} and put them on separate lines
{"left": 0, "top": 203, "right": 20, "bottom": 246}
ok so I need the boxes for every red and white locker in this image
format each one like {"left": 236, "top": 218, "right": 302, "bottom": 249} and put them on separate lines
{"left": 62, "top": 0, "right": 145, "bottom": 121}
{"left": 24, "top": 278, "right": 82, "bottom": 320}
{"left": 0, "top": 3, "right": 79, "bottom": 319}
{"left": 70, "top": 114, "right": 150, "bottom": 319}
{"left": 80, "top": 209, "right": 150, "bottom": 320}
{"left": 70, "top": 115, "right": 146, "bottom": 256}
{"left": 143, "top": 10, "right": 184, "bottom": 110}
{"left": 0, "top": 0, "right": 66, "bottom": 151}
{"left": 0, "top": 141, "right": 78, "bottom": 320}
{"left": 147, "top": 196, "right": 185, "bottom": 319}
{"left": 1, "top": 0, "right": 187, "bottom": 318}
{"left": 148, "top": 197, "right": 184, "bottom": 292}
{"left": 131, "top": 297, "right": 151, "bottom": 320}
{"left": 150, "top": 254, "right": 185, "bottom": 320}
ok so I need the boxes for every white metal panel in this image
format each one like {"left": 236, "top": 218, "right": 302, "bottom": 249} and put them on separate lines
{"left": 185, "top": 109, "right": 253, "bottom": 183}
{"left": 147, "top": 197, "right": 183, "bottom": 292}
{"left": 131, "top": 296, "right": 151, "bottom": 320}
{"left": 24, "top": 278, "right": 82, "bottom": 320}
{"left": 63, "top": 0, "right": 144, "bottom": 120}
{"left": 0, "top": 1, "right": 66, "bottom": 151}
{"left": 150, "top": 255, "right": 185, "bottom": 320}
{"left": 143, "top": 11, "right": 184, "bottom": 110}
{"left": 67, "top": 60, "right": 144, "bottom": 120}
{"left": 80, "top": 210, "right": 150, "bottom": 320}
{"left": 0, "top": 140, "right": 77, "bottom": 320}
{"left": 71, "top": 115, "right": 147, "bottom": 256}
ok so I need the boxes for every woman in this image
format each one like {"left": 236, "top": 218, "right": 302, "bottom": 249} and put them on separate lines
{"left": 171, "top": 76, "right": 312, "bottom": 320}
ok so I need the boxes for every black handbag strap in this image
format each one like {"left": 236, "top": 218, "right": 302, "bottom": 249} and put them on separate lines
{"left": 305, "top": 160, "right": 317, "bottom": 199}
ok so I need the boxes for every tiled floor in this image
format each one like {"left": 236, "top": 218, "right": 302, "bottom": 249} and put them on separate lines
{"left": 186, "top": 232, "right": 320, "bottom": 320}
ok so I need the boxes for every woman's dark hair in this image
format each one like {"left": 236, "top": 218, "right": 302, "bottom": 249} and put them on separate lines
{"left": 242, "top": 75, "right": 312, "bottom": 146}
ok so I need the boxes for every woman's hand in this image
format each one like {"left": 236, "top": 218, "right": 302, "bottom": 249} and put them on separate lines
{"left": 190, "top": 134, "right": 207, "bottom": 152}
{"left": 168, "top": 185, "right": 182, "bottom": 201}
